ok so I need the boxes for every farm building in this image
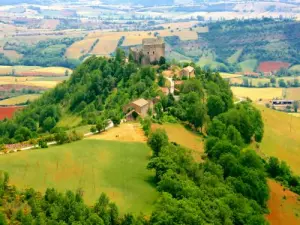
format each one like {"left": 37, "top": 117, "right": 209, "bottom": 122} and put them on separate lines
{"left": 180, "top": 66, "right": 195, "bottom": 79}
{"left": 123, "top": 98, "right": 155, "bottom": 121}
{"left": 271, "top": 99, "right": 294, "bottom": 110}
{"left": 130, "top": 37, "right": 165, "bottom": 65}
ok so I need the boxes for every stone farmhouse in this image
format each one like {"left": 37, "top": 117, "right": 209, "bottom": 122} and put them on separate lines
{"left": 130, "top": 37, "right": 165, "bottom": 65}
{"left": 180, "top": 66, "right": 195, "bottom": 79}
{"left": 123, "top": 98, "right": 156, "bottom": 121}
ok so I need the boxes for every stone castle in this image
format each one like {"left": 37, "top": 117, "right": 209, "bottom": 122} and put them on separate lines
{"left": 130, "top": 37, "right": 165, "bottom": 65}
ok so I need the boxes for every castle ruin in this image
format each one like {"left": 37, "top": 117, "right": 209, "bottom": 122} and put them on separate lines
{"left": 130, "top": 37, "right": 165, "bottom": 65}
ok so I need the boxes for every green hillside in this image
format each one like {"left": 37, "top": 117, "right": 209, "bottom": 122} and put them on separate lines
{"left": 0, "top": 139, "right": 157, "bottom": 214}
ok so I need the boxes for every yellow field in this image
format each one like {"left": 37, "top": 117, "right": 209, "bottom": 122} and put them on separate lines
{"left": 220, "top": 72, "right": 242, "bottom": 79}
{"left": 122, "top": 33, "right": 153, "bottom": 46}
{"left": 231, "top": 87, "right": 283, "bottom": 100}
{"left": 0, "top": 65, "right": 71, "bottom": 76}
{"left": 65, "top": 38, "right": 98, "bottom": 59}
{"left": 0, "top": 94, "right": 40, "bottom": 105}
{"left": 157, "top": 30, "right": 198, "bottom": 41}
{"left": 156, "top": 21, "right": 199, "bottom": 29}
{"left": 0, "top": 76, "right": 64, "bottom": 88}
{"left": 286, "top": 88, "right": 300, "bottom": 100}
{"left": 90, "top": 35, "right": 121, "bottom": 56}
{"left": 31, "top": 67, "right": 72, "bottom": 75}
{"left": 255, "top": 104, "right": 300, "bottom": 175}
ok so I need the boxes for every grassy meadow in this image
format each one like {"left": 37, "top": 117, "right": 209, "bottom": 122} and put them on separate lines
{"left": 0, "top": 139, "right": 158, "bottom": 215}
{"left": 152, "top": 123, "right": 204, "bottom": 161}
{"left": 255, "top": 104, "right": 300, "bottom": 175}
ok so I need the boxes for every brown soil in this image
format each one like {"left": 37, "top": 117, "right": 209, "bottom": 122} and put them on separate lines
{"left": 266, "top": 179, "right": 300, "bottom": 225}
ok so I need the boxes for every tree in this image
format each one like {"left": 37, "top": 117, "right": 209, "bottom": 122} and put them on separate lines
{"left": 159, "top": 56, "right": 166, "bottom": 66}
{"left": 65, "top": 70, "right": 69, "bottom": 77}
{"left": 96, "top": 118, "right": 108, "bottom": 133}
{"left": 226, "top": 125, "right": 244, "bottom": 147}
{"left": 293, "top": 101, "right": 299, "bottom": 112}
{"left": 154, "top": 102, "right": 163, "bottom": 120}
{"left": 115, "top": 48, "right": 125, "bottom": 63}
{"left": 270, "top": 77, "right": 276, "bottom": 84}
{"left": 207, "top": 118, "right": 226, "bottom": 138}
{"left": 187, "top": 102, "right": 206, "bottom": 132}
{"left": 278, "top": 79, "right": 287, "bottom": 87}
{"left": 42, "top": 117, "right": 56, "bottom": 132}
{"left": 0, "top": 212, "right": 7, "bottom": 225}
{"left": 54, "top": 131, "right": 69, "bottom": 145}
{"left": 157, "top": 74, "right": 165, "bottom": 87}
{"left": 207, "top": 95, "right": 225, "bottom": 119}
{"left": 147, "top": 129, "right": 168, "bottom": 156}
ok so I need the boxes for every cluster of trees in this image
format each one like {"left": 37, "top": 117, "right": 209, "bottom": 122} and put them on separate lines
{"left": 146, "top": 117, "right": 268, "bottom": 224}
{"left": 0, "top": 172, "right": 147, "bottom": 225}
{"left": 164, "top": 68, "right": 233, "bottom": 132}
{"left": 266, "top": 157, "right": 300, "bottom": 195}
{"left": 142, "top": 63, "right": 269, "bottom": 224}
{"left": 3, "top": 38, "right": 81, "bottom": 68}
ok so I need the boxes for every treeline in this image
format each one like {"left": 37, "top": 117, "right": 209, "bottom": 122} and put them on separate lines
{"left": 3, "top": 38, "right": 81, "bottom": 68}
{"left": 200, "top": 18, "right": 300, "bottom": 66}
{"left": 0, "top": 50, "right": 159, "bottom": 144}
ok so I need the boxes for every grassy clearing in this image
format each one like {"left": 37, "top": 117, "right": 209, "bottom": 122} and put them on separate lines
{"left": 0, "top": 94, "right": 40, "bottom": 105}
{"left": 57, "top": 114, "right": 82, "bottom": 128}
{"left": 255, "top": 104, "right": 300, "bottom": 174}
{"left": 266, "top": 179, "right": 300, "bottom": 225}
{"left": 231, "top": 87, "right": 283, "bottom": 100}
{"left": 152, "top": 123, "right": 204, "bottom": 161}
{"left": 0, "top": 139, "right": 158, "bottom": 215}
{"left": 238, "top": 59, "right": 258, "bottom": 72}
{"left": 227, "top": 49, "right": 243, "bottom": 64}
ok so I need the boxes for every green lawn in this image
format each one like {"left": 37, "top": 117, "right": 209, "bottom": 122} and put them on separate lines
{"left": 0, "top": 139, "right": 158, "bottom": 215}
{"left": 238, "top": 59, "right": 258, "bottom": 72}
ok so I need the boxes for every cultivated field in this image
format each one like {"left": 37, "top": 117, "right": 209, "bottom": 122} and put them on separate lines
{"left": 231, "top": 87, "right": 283, "bottom": 101}
{"left": 90, "top": 36, "right": 121, "bottom": 56}
{"left": 0, "top": 94, "right": 40, "bottom": 105}
{"left": 65, "top": 38, "right": 98, "bottom": 59}
{"left": 0, "top": 75, "right": 66, "bottom": 89}
{"left": 286, "top": 88, "right": 300, "bottom": 100}
{"left": 220, "top": 72, "right": 242, "bottom": 79}
{"left": 258, "top": 61, "right": 290, "bottom": 73}
{"left": 266, "top": 179, "right": 300, "bottom": 225}
{"left": 88, "top": 123, "right": 147, "bottom": 143}
{"left": 152, "top": 123, "right": 204, "bottom": 161}
{"left": 0, "top": 139, "right": 158, "bottom": 214}
{"left": 255, "top": 104, "right": 300, "bottom": 175}
{"left": 0, "top": 65, "right": 72, "bottom": 76}
{"left": 0, "top": 106, "right": 24, "bottom": 120}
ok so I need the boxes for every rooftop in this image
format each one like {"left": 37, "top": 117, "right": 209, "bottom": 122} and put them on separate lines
{"left": 183, "top": 66, "right": 195, "bottom": 73}
{"left": 132, "top": 98, "right": 149, "bottom": 107}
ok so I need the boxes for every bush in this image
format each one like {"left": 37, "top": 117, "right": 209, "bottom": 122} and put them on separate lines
{"left": 54, "top": 131, "right": 69, "bottom": 145}
{"left": 90, "top": 126, "right": 97, "bottom": 133}
{"left": 38, "top": 139, "right": 48, "bottom": 148}
{"left": 68, "top": 130, "right": 83, "bottom": 142}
